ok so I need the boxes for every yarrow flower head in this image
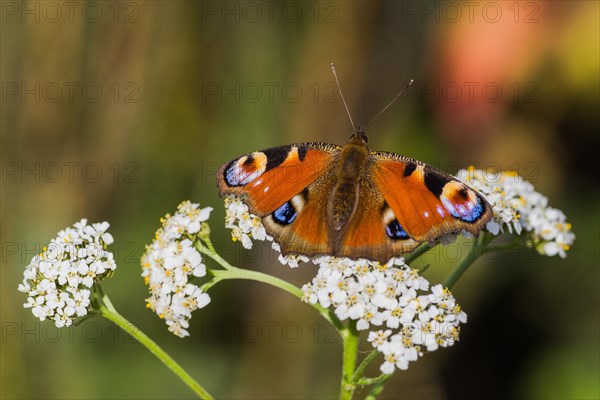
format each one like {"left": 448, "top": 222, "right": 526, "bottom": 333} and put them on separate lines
{"left": 303, "top": 256, "right": 467, "bottom": 373}
{"left": 141, "top": 201, "right": 212, "bottom": 338}
{"left": 457, "top": 167, "right": 575, "bottom": 257}
{"left": 225, "top": 195, "right": 308, "bottom": 267}
{"left": 18, "top": 219, "right": 116, "bottom": 328}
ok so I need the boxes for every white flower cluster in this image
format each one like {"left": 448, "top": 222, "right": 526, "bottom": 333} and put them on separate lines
{"left": 302, "top": 257, "right": 467, "bottom": 373}
{"left": 225, "top": 195, "right": 268, "bottom": 248}
{"left": 457, "top": 167, "right": 575, "bottom": 257}
{"left": 141, "top": 201, "right": 212, "bottom": 338}
{"left": 224, "top": 195, "right": 468, "bottom": 372}
{"left": 225, "top": 195, "right": 309, "bottom": 267}
{"left": 18, "top": 219, "right": 116, "bottom": 328}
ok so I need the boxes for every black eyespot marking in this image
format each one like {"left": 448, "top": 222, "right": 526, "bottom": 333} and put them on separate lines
{"left": 298, "top": 146, "right": 308, "bottom": 161}
{"left": 263, "top": 145, "right": 293, "bottom": 172}
{"left": 386, "top": 219, "right": 410, "bottom": 240}
{"left": 457, "top": 188, "right": 469, "bottom": 200}
{"left": 300, "top": 187, "right": 309, "bottom": 201}
{"left": 403, "top": 162, "right": 417, "bottom": 177}
{"left": 424, "top": 170, "right": 449, "bottom": 197}
{"left": 242, "top": 154, "right": 255, "bottom": 166}
{"left": 273, "top": 201, "right": 297, "bottom": 225}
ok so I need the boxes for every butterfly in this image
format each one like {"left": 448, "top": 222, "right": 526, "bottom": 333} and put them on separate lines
{"left": 216, "top": 66, "right": 492, "bottom": 263}
{"left": 215, "top": 128, "right": 492, "bottom": 263}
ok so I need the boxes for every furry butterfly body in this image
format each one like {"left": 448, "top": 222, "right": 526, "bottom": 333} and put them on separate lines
{"left": 216, "top": 131, "right": 492, "bottom": 263}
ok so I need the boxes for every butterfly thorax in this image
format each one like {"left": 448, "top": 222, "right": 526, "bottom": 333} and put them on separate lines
{"left": 328, "top": 136, "right": 370, "bottom": 233}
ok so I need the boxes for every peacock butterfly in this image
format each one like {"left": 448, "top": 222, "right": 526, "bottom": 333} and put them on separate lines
{"left": 215, "top": 66, "right": 492, "bottom": 263}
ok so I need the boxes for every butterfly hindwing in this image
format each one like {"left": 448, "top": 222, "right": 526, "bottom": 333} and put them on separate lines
{"left": 371, "top": 151, "right": 492, "bottom": 242}
{"left": 262, "top": 169, "right": 337, "bottom": 256}
{"left": 336, "top": 176, "right": 421, "bottom": 261}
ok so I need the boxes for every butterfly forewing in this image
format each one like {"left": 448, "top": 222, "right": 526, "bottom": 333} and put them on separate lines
{"left": 217, "top": 143, "right": 341, "bottom": 216}
{"left": 371, "top": 151, "right": 492, "bottom": 242}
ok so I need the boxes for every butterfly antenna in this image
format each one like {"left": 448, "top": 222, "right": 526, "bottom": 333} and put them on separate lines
{"left": 366, "top": 79, "right": 414, "bottom": 128}
{"left": 331, "top": 63, "right": 357, "bottom": 133}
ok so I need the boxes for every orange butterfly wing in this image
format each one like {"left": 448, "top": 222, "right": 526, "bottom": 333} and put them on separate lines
{"left": 371, "top": 152, "right": 492, "bottom": 242}
{"left": 217, "top": 143, "right": 340, "bottom": 255}
{"left": 262, "top": 169, "right": 337, "bottom": 256}
{"left": 217, "top": 142, "right": 492, "bottom": 263}
{"left": 336, "top": 152, "right": 491, "bottom": 262}
{"left": 335, "top": 176, "right": 421, "bottom": 261}
{"left": 217, "top": 143, "right": 340, "bottom": 215}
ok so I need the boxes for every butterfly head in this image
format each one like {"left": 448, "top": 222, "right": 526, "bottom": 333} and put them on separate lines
{"left": 349, "top": 125, "right": 368, "bottom": 145}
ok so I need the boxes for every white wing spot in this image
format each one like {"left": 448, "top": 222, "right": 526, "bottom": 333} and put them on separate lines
{"left": 290, "top": 193, "right": 306, "bottom": 212}
{"left": 382, "top": 207, "right": 396, "bottom": 226}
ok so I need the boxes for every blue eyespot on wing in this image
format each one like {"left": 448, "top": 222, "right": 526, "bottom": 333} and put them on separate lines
{"left": 385, "top": 219, "right": 410, "bottom": 240}
{"left": 441, "top": 193, "right": 485, "bottom": 222}
{"left": 272, "top": 201, "right": 298, "bottom": 225}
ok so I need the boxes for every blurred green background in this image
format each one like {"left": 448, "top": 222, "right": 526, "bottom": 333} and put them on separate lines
{"left": 1, "top": 1, "right": 598, "bottom": 398}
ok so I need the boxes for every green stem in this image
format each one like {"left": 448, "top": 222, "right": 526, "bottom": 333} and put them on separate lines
{"left": 364, "top": 374, "right": 391, "bottom": 400}
{"left": 211, "top": 266, "right": 345, "bottom": 331}
{"left": 356, "top": 373, "right": 391, "bottom": 386}
{"left": 404, "top": 242, "right": 433, "bottom": 265}
{"left": 352, "top": 349, "right": 380, "bottom": 383}
{"left": 199, "top": 277, "right": 221, "bottom": 292}
{"left": 97, "top": 304, "right": 214, "bottom": 399}
{"left": 480, "top": 239, "right": 522, "bottom": 255}
{"left": 443, "top": 233, "right": 495, "bottom": 289}
{"left": 196, "top": 240, "right": 234, "bottom": 271}
{"left": 196, "top": 241, "right": 344, "bottom": 331}
{"left": 339, "top": 321, "right": 360, "bottom": 400}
